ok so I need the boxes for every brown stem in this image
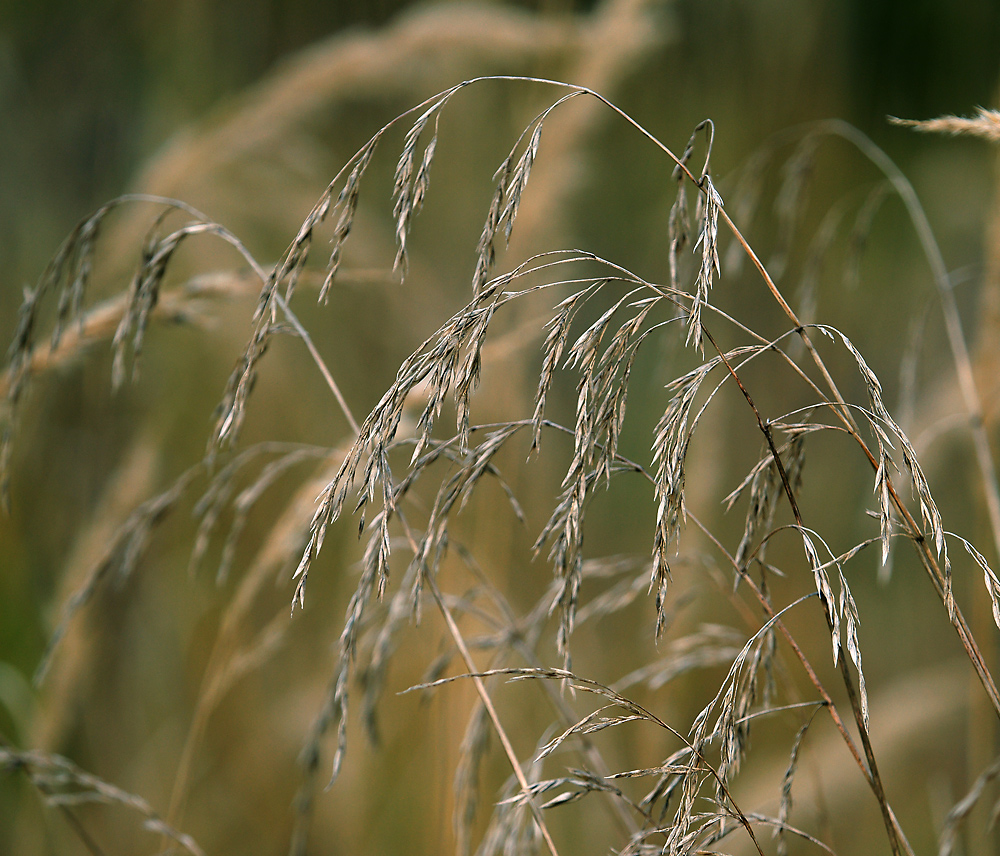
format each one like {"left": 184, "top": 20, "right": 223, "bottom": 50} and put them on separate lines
{"left": 701, "top": 324, "right": 903, "bottom": 856}
{"left": 722, "top": 207, "right": 1000, "bottom": 720}
{"left": 424, "top": 573, "right": 561, "bottom": 856}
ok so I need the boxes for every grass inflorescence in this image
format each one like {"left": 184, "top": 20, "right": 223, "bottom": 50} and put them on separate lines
{"left": 4, "top": 69, "right": 1000, "bottom": 856}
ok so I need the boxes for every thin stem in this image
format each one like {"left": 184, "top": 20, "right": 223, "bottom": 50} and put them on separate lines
{"left": 424, "top": 572, "right": 562, "bottom": 856}
{"left": 702, "top": 325, "right": 802, "bottom": 524}
{"left": 458, "top": 567, "right": 641, "bottom": 839}
{"left": 273, "top": 292, "right": 360, "bottom": 435}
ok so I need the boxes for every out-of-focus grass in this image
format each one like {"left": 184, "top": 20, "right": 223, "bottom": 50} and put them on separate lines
{"left": 2, "top": 2, "right": 1000, "bottom": 855}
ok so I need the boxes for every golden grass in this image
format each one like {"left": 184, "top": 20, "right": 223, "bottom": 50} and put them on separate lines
{"left": 5, "top": 4, "right": 1000, "bottom": 856}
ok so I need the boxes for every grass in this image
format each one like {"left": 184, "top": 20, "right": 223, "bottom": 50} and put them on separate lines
{"left": 3, "top": 17, "right": 1000, "bottom": 856}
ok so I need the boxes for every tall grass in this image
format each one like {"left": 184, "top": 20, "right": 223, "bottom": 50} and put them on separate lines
{"left": 3, "top": 10, "right": 1000, "bottom": 856}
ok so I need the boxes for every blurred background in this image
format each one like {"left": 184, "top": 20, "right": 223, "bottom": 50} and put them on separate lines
{"left": 2, "top": 1, "right": 1000, "bottom": 854}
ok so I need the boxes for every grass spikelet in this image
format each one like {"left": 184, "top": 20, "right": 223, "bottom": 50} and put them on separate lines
{"left": 667, "top": 169, "right": 690, "bottom": 294}
{"left": 957, "top": 535, "right": 1000, "bottom": 630}
{"left": 834, "top": 326, "right": 947, "bottom": 565}
{"left": 531, "top": 280, "right": 603, "bottom": 452}
{"left": 837, "top": 565, "right": 868, "bottom": 727}
{"left": 874, "top": 446, "right": 894, "bottom": 567}
{"left": 801, "top": 530, "right": 839, "bottom": 661}
{"left": 48, "top": 204, "right": 115, "bottom": 349}
{"left": 727, "top": 434, "right": 805, "bottom": 573}
{"left": 686, "top": 175, "right": 722, "bottom": 352}
{"left": 296, "top": 271, "right": 519, "bottom": 609}
{"left": 392, "top": 100, "right": 445, "bottom": 274}
{"left": 320, "top": 143, "right": 378, "bottom": 302}
{"left": 473, "top": 152, "right": 515, "bottom": 296}
{"left": 112, "top": 220, "right": 228, "bottom": 386}
{"left": 502, "top": 119, "right": 544, "bottom": 243}
{"left": 2, "top": 198, "right": 140, "bottom": 496}
{"left": 470, "top": 90, "right": 581, "bottom": 295}
{"left": 801, "top": 529, "right": 871, "bottom": 729}
{"left": 650, "top": 360, "right": 715, "bottom": 633}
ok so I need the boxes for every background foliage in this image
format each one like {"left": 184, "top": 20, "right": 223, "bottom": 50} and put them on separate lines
{"left": 2, "top": 1, "right": 1000, "bottom": 854}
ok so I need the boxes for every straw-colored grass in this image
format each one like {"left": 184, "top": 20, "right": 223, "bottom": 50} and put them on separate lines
{"left": 4, "top": 5, "right": 1000, "bottom": 856}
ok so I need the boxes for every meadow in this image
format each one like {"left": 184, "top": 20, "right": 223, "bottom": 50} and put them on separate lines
{"left": 2, "top": 3, "right": 1000, "bottom": 854}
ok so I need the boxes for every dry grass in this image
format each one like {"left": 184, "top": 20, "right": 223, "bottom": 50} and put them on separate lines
{"left": 4, "top": 6, "right": 1000, "bottom": 856}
